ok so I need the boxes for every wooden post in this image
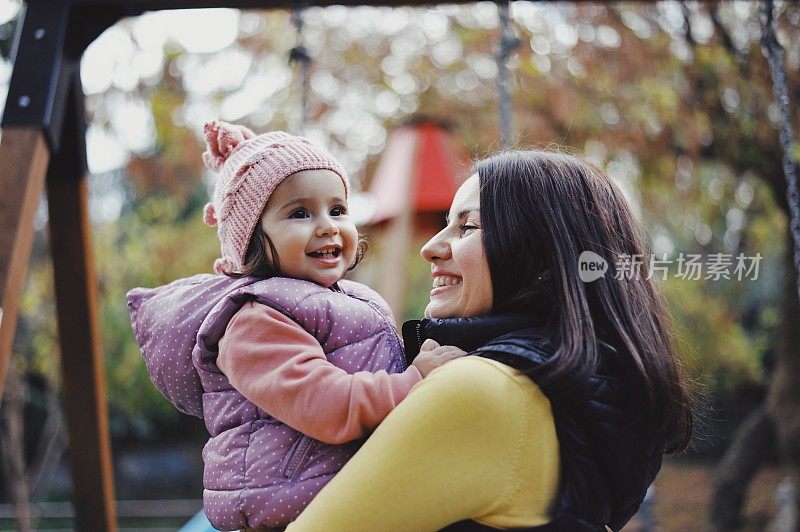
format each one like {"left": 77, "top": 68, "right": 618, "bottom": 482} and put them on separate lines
{"left": 379, "top": 207, "right": 414, "bottom": 321}
{"left": 45, "top": 70, "right": 117, "bottom": 532}
{"left": 0, "top": 128, "right": 50, "bottom": 400}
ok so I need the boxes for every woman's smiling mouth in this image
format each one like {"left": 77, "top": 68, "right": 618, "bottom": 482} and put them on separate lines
{"left": 430, "top": 274, "right": 462, "bottom": 296}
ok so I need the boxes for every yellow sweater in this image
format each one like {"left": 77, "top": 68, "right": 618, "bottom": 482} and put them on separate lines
{"left": 286, "top": 356, "right": 560, "bottom": 531}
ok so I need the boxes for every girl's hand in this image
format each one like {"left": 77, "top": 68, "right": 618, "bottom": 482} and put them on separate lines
{"left": 412, "top": 339, "right": 468, "bottom": 377}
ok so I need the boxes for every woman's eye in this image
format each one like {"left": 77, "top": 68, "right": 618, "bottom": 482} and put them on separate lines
{"left": 459, "top": 224, "right": 479, "bottom": 235}
{"left": 289, "top": 208, "right": 310, "bottom": 219}
{"left": 330, "top": 206, "right": 347, "bottom": 216}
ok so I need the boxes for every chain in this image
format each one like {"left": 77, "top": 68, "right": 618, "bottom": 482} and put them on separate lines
{"left": 496, "top": 0, "right": 520, "bottom": 150}
{"left": 760, "top": 0, "right": 800, "bottom": 302}
{"left": 289, "top": 6, "right": 311, "bottom": 135}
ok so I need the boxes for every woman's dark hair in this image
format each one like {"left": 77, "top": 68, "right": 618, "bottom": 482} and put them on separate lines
{"left": 226, "top": 224, "right": 368, "bottom": 279}
{"left": 476, "top": 150, "right": 693, "bottom": 453}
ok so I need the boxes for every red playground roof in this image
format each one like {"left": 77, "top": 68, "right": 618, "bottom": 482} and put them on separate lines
{"left": 368, "top": 122, "right": 471, "bottom": 224}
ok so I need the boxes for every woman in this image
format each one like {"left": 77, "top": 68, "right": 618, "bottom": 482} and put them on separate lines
{"left": 286, "top": 150, "right": 693, "bottom": 531}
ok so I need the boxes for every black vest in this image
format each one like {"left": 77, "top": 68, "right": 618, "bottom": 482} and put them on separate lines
{"left": 402, "top": 315, "right": 665, "bottom": 532}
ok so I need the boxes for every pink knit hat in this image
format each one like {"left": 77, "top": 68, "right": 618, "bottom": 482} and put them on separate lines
{"left": 201, "top": 120, "right": 349, "bottom": 274}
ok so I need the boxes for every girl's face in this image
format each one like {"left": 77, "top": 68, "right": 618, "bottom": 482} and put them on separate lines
{"left": 260, "top": 169, "right": 357, "bottom": 287}
{"left": 420, "top": 175, "right": 493, "bottom": 318}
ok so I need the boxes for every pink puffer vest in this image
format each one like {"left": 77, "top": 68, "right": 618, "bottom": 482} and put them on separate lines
{"left": 127, "top": 274, "right": 406, "bottom": 529}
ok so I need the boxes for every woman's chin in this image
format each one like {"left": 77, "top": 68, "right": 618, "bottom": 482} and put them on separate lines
{"left": 424, "top": 301, "right": 451, "bottom": 319}
{"left": 423, "top": 303, "right": 437, "bottom": 319}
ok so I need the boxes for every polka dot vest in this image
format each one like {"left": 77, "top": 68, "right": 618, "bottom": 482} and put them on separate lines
{"left": 127, "top": 274, "right": 406, "bottom": 529}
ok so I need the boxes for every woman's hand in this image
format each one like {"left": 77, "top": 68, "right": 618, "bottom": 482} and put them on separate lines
{"left": 412, "top": 339, "right": 468, "bottom": 377}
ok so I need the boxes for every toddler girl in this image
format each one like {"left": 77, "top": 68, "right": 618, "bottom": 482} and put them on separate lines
{"left": 127, "top": 121, "right": 464, "bottom": 530}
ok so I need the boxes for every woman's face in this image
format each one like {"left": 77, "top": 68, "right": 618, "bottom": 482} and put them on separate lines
{"left": 421, "top": 175, "right": 493, "bottom": 318}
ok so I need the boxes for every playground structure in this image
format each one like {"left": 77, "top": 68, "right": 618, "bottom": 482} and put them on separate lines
{"left": 0, "top": 1, "right": 798, "bottom": 531}
{"left": 364, "top": 120, "right": 470, "bottom": 317}
{"left": 0, "top": 3, "right": 474, "bottom": 530}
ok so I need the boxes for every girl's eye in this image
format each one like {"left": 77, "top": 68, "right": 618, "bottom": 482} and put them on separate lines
{"left": 459, "top": 224, "right": 479, "bottom": 235}
{"left": 330, "top": 205, "right": 347, "bottom": 216}
{"left": 289, "top": 208, "right": 310, "bottom": 219}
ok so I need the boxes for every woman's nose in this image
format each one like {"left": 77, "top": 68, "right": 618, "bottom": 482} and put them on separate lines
{"left": 421, "top": 230, "right": 450, "bottom": 262}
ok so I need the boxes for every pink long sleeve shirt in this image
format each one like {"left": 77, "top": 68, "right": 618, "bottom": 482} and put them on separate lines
{"left": 216, "top": 302, "right": 423, "bottom": 445}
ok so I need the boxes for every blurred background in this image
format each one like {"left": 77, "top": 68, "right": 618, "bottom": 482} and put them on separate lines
{"left": 0, "top": 0, "right": 799, "bottom": 530}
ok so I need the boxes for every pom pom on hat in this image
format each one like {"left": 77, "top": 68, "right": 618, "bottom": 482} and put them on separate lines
{"left": 213, "top": 256, "right": 235, "bottom": 275}
{"left": 203, "top": 203, "right": 218, "bottom": 227}
{"left": 202, "top": 120, "right": 256, "bottom": 172}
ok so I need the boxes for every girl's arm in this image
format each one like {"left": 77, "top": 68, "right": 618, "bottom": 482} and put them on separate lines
{"left": 217, "top": 302, "right": 422, "bottom": 444}
{"left": 286, "top": 357, "right": 559, "bottom": 531}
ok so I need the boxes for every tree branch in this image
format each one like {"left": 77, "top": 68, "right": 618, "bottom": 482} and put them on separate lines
{"left": 682, "top": 3, "right": 698, "bottom": 51}
{"left": 709, "top": 5, "right": 747, "bottom": 65}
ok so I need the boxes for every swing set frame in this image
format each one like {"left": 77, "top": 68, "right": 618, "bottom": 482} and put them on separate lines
{"left": 0, "top": 1, "right": 797, "bottom": 531}
{"left": 0, "top": 3, "right": 479, "bottom": 530}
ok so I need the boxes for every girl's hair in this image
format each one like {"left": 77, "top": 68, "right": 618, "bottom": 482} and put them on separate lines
{"left": 226, "top": 224, "right": 368, "bottom": 279}
{"left": 476, "top": 150, "right": 693, "bottom": 453}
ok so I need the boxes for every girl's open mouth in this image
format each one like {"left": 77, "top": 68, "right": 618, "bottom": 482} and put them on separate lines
{"left": 308, "top": 245, "right": 342, "bottom": 264}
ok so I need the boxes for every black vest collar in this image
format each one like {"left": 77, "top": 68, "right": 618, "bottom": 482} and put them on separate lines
{"left": 401, "top": 314, "right": 548, "bottom": 365}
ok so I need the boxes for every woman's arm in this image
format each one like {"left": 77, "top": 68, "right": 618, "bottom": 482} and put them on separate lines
{"left": 287, "top": 356, "right": 559, "bottom": 531}
{"left": 217, "top": 302, "right": 422, "bottom": 444}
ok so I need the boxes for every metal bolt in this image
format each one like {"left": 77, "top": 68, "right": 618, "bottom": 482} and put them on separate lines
{"left": 18, "top": 95, "right": 30, "bottom": 108}
{"left": 33, "top": 28, "right": 46, "bottom": 40}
